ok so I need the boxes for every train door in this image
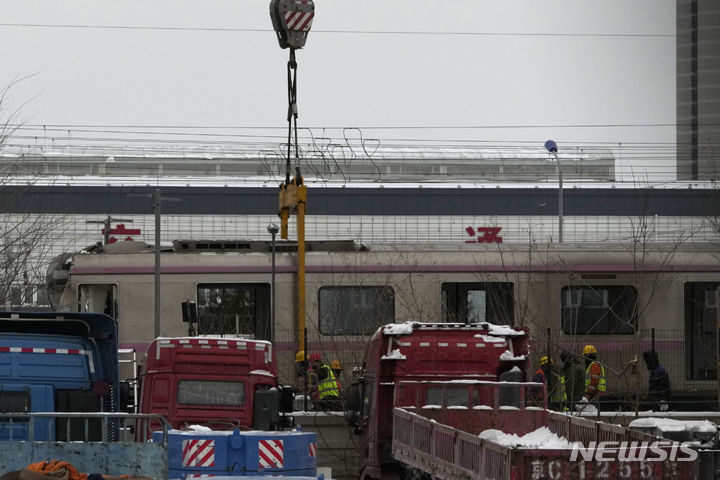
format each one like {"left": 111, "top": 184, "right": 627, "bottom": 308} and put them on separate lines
{"left": 684, "top": 282, "right": 720, "bottom": 381}
{"left": 441, "top": 282, "right": 514, "bottom": 325}
{"left": 196, "top": 283, "right": 270, "bottom": 340}
{"left": 78, "top": 284, "right": 118, "bottom": 318}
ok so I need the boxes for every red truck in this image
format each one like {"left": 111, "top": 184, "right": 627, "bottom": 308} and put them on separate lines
{"left": 348, "top": 322, "right": 700, "bottom": 480}
{"left": 139, "top": 336, "right": 292, "bottom": 431}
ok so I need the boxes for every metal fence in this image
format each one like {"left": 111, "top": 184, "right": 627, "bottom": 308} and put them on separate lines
{"left": 532, "top": 328, "right": 718, "bottom": 411}
{"left": 0, "top": 412, "right": 168, "bottom": 443}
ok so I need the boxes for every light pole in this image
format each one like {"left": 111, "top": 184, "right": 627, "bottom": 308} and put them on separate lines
{"left": 544, "top": 140, "right": 563, "bottom": 243}
{"left": 128, "top": 189, "right": 179, "bottom": 338}
{"left": 267, "top": 223, "right": 279, "bottom": 344}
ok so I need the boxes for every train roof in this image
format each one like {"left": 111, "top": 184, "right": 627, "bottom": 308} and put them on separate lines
{"left": 81, "top": 238, "right": 720, "bottom": 255}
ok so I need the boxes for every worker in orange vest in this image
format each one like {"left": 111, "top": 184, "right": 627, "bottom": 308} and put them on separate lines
{"left": 582, "top": 345, "right": 606, "bottom": 408}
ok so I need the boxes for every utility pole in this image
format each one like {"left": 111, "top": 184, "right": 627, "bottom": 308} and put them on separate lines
{"left": 129, "top": 189, "right": 179, "bottom": 339}
{"left": 267, "top": 223, "right": 279, "bottom": 344}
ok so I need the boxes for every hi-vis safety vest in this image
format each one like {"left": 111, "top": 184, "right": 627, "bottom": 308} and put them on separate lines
{"left": 585, "top": 362, "right": 607, "bottom": 395}
{"left": 536, "top": 369, "right": 568, "bottom": 403}
{"left": 317, "top": 365, "right": 340, "bottom": 399}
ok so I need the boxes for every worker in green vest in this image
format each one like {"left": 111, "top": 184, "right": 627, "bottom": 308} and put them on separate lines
{"left": 532, "top": 355, "right": 567, "bottom": 411}
{"left": 309, "top": 352, "right": 341, "bottom": 411}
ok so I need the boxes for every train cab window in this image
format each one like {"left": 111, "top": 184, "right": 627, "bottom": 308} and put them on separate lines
{"left": 196, "top": 283, "right": 270, "bottom": 339}
{"left": 441, "top": 282, "right": 514, "bottom": 325}
{"left": 318, "top": 286, "right": 395, "bottom": 335}
{"left": 78, "top": 284, "right": 118, "bottom": 318}
{"left": 684, "top": 282, "right": 719, "bottom": 380}
{"left": 561, "top": 286, "right": 637, "bottom": 334}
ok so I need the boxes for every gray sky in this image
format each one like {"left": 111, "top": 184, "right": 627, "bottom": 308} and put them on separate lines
{"left": 1, "top": 1, "right": 676, "bottom": 177}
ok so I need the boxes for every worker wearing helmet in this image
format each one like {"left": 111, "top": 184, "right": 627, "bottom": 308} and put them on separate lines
{"left": 531, "top": 355, "right": 567, "bottom": 410}
{"left": 582, "top": 345, "right": 606, "bottom": 405}
{"left": 330, "top": 359, "right": 343, "bottom": 391}
{"left": 560, "top": 351, "right": 586, "bottom": 408}
{"left": 294, "top": 350, "right": 312, "bottom": 400}
{"left": 309, "top": 352, "right": 341, "bottom": 411}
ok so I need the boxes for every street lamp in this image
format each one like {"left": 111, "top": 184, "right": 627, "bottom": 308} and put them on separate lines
{"left": 267, "top": 223, "right": 279, "bottom": 344}
{"left": 128, "top": 189, "right": 179, "bottom": 338}
{"left": 544, "top": 140, "right": 563, "bottom": 243}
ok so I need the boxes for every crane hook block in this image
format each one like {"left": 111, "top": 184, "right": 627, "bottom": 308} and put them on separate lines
{"left": 270, "top": 0, "right": 315, "bottom": 50}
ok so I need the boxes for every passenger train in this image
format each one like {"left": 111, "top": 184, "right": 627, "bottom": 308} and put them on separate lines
{"left": 50, "top": 238, "right": 720, "bottom": 407}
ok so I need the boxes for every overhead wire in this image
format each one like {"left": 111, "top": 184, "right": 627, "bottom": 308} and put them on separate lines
{"left": 6, "top": 124, "right": 698, "bottom": 147}
{"left": 0, "top": 23, "right": 676, "bottom": 38}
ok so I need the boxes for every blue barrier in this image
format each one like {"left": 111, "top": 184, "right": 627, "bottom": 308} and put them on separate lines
{"left": 160, "top": 428, "right": 317, "bottom": 478}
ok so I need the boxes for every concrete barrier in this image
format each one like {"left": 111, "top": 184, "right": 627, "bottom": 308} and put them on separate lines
{"left": 0, "top": 441, "right": 168, "bottom": 478}
{"left": 292, "top": 411, "right": 359, "bottom": 480}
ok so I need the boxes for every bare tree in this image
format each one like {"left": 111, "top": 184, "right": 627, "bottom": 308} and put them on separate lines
{"left": 0, "top": 78, "right": 67, "bottom": 309}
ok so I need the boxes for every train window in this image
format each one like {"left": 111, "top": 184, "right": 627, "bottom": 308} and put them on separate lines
{"left": 561, "top": 286, "right": 637, "bottom": 335}
{"left": 441, "top": 282, "right": 514, "bottom": 325}
{"left": 318, "top": 286, "right": 395, "bottom": 335}
{"left": 196, "top": 283, "right": 270, "bottom": 339}
{"left": 10, "top": 286, "right": 22, "bottom": 307}
{"left": 684, "top": 282, "right": 719, "bottom": 381}
{"left": 78, "top": 284, "right": 118, "bottom": 318}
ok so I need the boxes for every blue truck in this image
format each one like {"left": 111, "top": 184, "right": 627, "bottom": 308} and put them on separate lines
{"left": 0, "top": 310, "right": 121, "bottom": 442}
{"left": 0, "top": 311, "right": 320, "bottom": 479}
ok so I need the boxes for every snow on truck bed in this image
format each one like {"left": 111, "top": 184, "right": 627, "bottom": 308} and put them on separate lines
{"left": 629, "top": 417, "right": 717, "bottom": 434}
{"left": 479, "top": 426, "right": 577, "bottom": 449}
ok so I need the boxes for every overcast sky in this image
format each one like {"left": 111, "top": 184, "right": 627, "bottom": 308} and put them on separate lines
{"left": 0, "top": 1, "right": 676, "bottom": 178}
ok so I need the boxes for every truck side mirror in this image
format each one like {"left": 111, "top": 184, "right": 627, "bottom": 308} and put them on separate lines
{"left": 345, "top": 381, "right": 362, "bottom": 432}
{"left": 181, "top": 301, "right": 198, "bottom": 323}
{"left": 278, "top": 386, "right": 294, "bottom": 413}
{"left": 119, "top": 381, "right": 131, "bottom": 412}
{"left": 346, "top": 383, "right": 361, "bottom": 411}
{"left": 253, "top": 388, "right": 280, "bottom": 431}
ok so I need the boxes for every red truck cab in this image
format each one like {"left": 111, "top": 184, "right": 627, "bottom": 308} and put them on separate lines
{"left": 140, "top": 336, "right": 283, "bottom": 431}
{"left": 349, "top": 322, "right": 531, "bottom": 480}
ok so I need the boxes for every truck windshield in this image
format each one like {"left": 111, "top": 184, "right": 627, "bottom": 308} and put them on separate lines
{"left": 177, "top": 380, "right": 245, "bottom": 406}
{"left": 425, "top": 387, "right": 472, "bottom": 407}
{"left": 0, "top": 391, "right": 30, "bottom": 414}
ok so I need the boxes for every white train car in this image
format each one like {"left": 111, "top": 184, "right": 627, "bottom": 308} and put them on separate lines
{"left": 53, "top": 239, "right": 720, "bottom": 405}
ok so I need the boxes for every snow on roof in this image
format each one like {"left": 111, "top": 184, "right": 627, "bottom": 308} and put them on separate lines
{"left": 381, "top": 348, "right": 407, "bottom": 360}
{"left": 474, "top": 334, "right": 507, "bottom": 343}
{"left": 383, "top": 322, "right": 415, "bottom": 335}
{"left": 479, "top": 426, "right": 577, "bottom": 449}
{"left": 482, "top": 323, "right": 525, "bottom": 336}
{"left": 382, "top": 321, "right": 525, "bottom": 336}
{"left": 499, "top": 350, "right": 526, "bottom": 361}
{"left": 629, "top": 417, "right": 717, "bottom": 434}
{"left": 155, "top": 335, "right": 269, "bottom": 345}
